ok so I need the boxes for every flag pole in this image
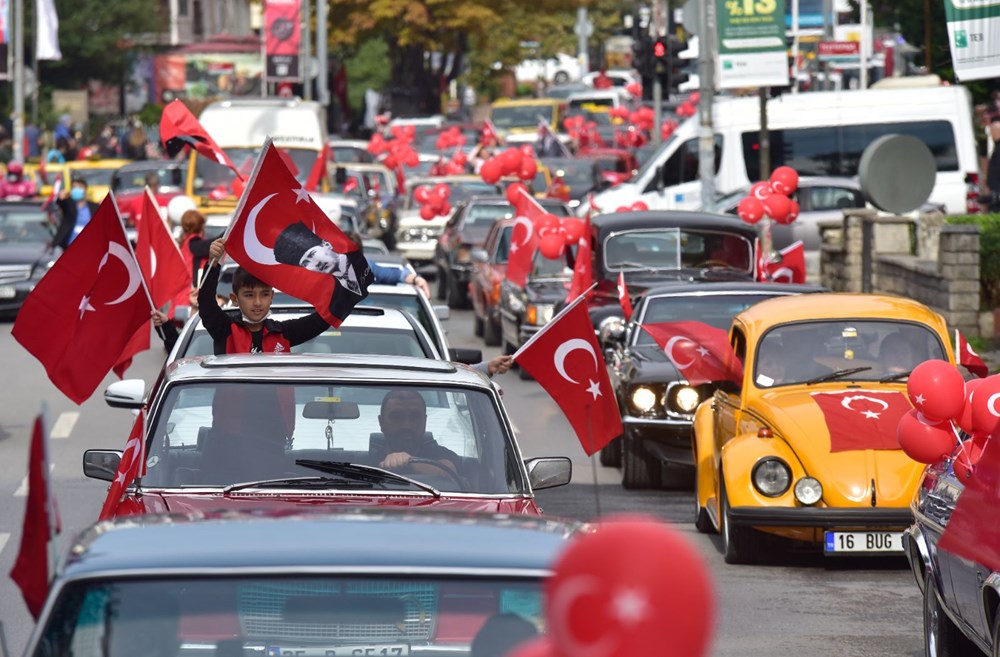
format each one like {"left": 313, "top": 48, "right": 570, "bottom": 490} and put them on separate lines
{"left": 512, "top": 282, "right": 597, "bottom": 361}
{"left": 587, "top": 404, "right": 603, "bottom": 519}
{"left": 39, "top": 401, "right": 57, "bottom": 585}
{"left": 109, "top": 192, "right": 164, "bottom": 342}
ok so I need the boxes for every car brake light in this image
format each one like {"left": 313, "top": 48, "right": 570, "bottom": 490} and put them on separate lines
{"left": 966, "top": 172, "right": 982, "bottom": 214}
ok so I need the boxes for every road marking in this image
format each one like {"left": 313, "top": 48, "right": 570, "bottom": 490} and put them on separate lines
{"left": 50, "top": 412, "right": 80, "bottom": 440}
{"left": 0, "top": 533, "right": 9, "bottom": 556}
{"left": 13, "top": 465, "right": 54, "bottom": 497}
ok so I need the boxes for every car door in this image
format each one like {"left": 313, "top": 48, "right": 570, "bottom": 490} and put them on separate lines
{"left": 472, "top": 224, "right": 500, "bottom": 316}
{"left": 713, "top": 326, "right": 748, "bottom": 458}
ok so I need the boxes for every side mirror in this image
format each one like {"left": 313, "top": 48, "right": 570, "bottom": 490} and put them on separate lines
{"left": 104, "top": 380, "right": 145, "bottom": 409}
{"left": 434, "top": 304, "right": 451, "bottom": 321}
{"left": 655, "top": 165, "right": 665, "bottom": 192}
{"left": 471, "top": 248, "right": 489, "bottom": 264}
{"left": 449, "top": 347, "right": 483, "bottom": 365}
{"left": 83, "top": 449, "right": 122, "bottom": 482}
{"left": 525, "top": 457, "right": 572, "bottom": 490}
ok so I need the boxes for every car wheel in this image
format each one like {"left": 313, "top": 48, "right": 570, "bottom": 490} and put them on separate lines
{"left": 446, "top": 273, "right": 469, "bottom": 309}
{"left": 473, "top": 313, "right": 484, "bottom": 338}
{"left": 924, "top": 571, "right": 978, "bottom": 656}
{"left": 436, "top": 267, "right": 448, "bottom": 301}
{"left": 554, "top": 71, "right": 570, "bottom": 85}
{"left": 720, "top": 478, "right": 759, "bottom": 564}
{"left": 599, "top": 435, "right": 622, "bottom": 467}
{"left": 621, "top": 432, "right": 660, "bottom": 490}
{"left": 483, "top": 316, "right": 501, "bottom": 346}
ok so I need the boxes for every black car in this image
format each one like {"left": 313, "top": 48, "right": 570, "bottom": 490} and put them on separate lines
{"left": 0, "top": 201, "right": 59, "bottom": 315}
{"left": 600, "top": 282, "right": 825, "bottom": 489}
{"left": 434, "top": 196, "right": 570, "bottom": 309}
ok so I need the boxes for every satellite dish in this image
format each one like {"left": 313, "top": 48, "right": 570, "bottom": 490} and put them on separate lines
{"left": 858, "top": 134, "right": 936, "bottom": 215}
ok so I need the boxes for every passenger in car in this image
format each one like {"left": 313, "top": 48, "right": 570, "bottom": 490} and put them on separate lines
{"left": 374, "top": 389, "right": 461, "bottom": 477}
{"left": 878, "top": 334, "right": 915, "bottom": 374}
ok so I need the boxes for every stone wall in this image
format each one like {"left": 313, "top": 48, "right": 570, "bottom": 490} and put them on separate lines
{"left": 819, "top": 209, "right": 982, "bottom": 337}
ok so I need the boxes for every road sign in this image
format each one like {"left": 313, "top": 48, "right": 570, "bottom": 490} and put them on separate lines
{"left": 574, "top": 19, "right": 594, "bottom": 38}
{"left": 817, "top": 41, "right": 861, "bottom": 61}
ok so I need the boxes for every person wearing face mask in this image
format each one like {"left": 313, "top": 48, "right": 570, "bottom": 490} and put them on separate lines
{"left": 0, "top": 162, "right": 37, "bottom": 200}
{"left": 53, "top": 177, "right": 100, "bottom": 250}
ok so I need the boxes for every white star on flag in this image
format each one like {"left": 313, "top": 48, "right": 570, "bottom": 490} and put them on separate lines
{"left": 586, "top": 379, "right": 602, "bottom": 399}
{"left": 78, "top": 295, "right": 95, "bottom": 320}
{"left": 612, "top": 587, "right": 649, "bottom": 626}
{"left": 510, "top": 242, "right": 519, "bottom": 253}
{"left": 293, "top": 186, "right": 311, "bottom": 204}
{"left": 696, "top": 346, "right": 710, "bottom": 357}
{"left": 862, "top": 410, "right": 881, "bottom": 419}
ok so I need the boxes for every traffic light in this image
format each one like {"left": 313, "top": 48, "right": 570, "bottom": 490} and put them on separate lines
{"left": 653, "top": 37, "right": 669, "bottom": 77}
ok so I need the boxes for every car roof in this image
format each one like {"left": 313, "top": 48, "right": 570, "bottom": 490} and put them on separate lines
{"left": 734, "top": 292, "right": 947, "bottom": 334}
{"left": 641, "top": 282, "right": 827, "bottom": 298}
{"left": 591, "top": 210, "right": 759, "bottom": 241}
{"left": 61, "top": 509, "right": 582, "bottom": 579}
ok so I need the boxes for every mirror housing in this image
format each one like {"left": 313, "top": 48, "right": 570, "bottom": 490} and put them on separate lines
{"left": 471, "top": 248, "right": 489, "bottom": 264}
{"left": 525, "top": 457, "right": 572, "bottom": 490}
{"left": 449, "top": 347, "right": 483, "bottom": 365}
{"left": 434, "top": 305, "right": 450, "bottom": 321}
{"left": 104, "top": 380, "right": 146, "bottom": 409}
{"left": 83, "top": 449, "right": 122, "bottom": 482}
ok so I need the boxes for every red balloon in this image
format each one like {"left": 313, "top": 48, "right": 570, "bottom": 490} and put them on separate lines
{"left": 749, "top": 181, "right": 774, "bottom": 202}
{"left": 452, "top": 151, "right": 468, "bottom": 166}
{"left": 615, "top": 206, "right": 631, "bottom": 213}
{"left": 419, "top": 205, "right": 436, "bottom": 221}
{"left": 498, "top": 149, "right": 522, "bottom": 175}
{"left": 908, "top": 360, "right": 966, "bottom": 422}
{"left": 383, "top": 154, "right": 399, "bottom": 170}
{"left": 769, "top": 166, "right": 799, "bottom": 195}
{"left": 897, "top": 409, "right": 957, "bottom": 464}
{"left": 520, "top": 144, "right": 536, "bottom": 158}
{"left": 414, "top": 185, "right": 432, "bottom": 204}
{"left": 539, "top": 233, "right": 565, "bottom": 259}
{"left": 403, "top": 125, "right": 416, "bottom": 140}
{"left": 630, "top": 201, "right": 649, "bottom": 212}
{"left": 518, "top": 157, "right": 538, "bottom": 181}
{"left": 953, "top": 438, "right": 985, "bottom": 481}
{"left": 390, "top": 125, "right": 405, "bottom": 140}
{"left": 433, "top": 183, "right": 451, "bottom": 201}
{"left": 762, "top": 194, "right": 791, "bottom": 223}
{"left": 737, "top": 196, "right": 764, "bottom": 224}
{"left": 438, "top": 201, "right": 452, "bottom": 216}
{"left": 625, "top": 82, "right": 642, "bottom": 97}
{"left": 560, "top": 217, "right": 586, "bottom": 245}
{"left": 405, "top": 150, "right": 419, "bottom": 167}
{"left": 969, "top": 374, "right": 1000, "bottom": 438}
{"left": 546, "top": 515, "right": 714, "bottom": 657}
{"left": 506, "top": 182, "right": 531, "bottom": 210}
{"left": 956, "top": 378, "right": 987, "bottom": 435}
{"left": 536, "top": 214, "right": 561, "bottom": 239}
{"left": 777, "top": 199, "right": 800, "bottom": 225}
{"left": 480, "top": 158, "right": 502, "bottom": 184}
{"left": 507, "top": 637, "right": 556, "bottom": 657}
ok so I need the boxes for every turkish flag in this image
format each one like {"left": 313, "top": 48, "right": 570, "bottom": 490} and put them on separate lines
{"left": 641, "top": 321, "right": 743, "bottom": 385}
{"left": 98, "top": 409, "right": 146, "bottom": 521}
{"left": 957, "top": 330, "right": 989, "bottom": 378}
{"left": 136, "top": 188, "right": 191, "bottom": 308}
{"left": 13, "top": 195, "right": 152, "bottom": 404}
{"left": 505, "top": 186, "right": 548, "bottom": 288}
{"left": 159, "top": 99, "right": 242, "bottom": 178}
{"left": 766, "top": 240, "right": 807, "bottom": 284}
{"left": 10, "top": 412, "right": 59, "bottom": 619}
{"left": 617, "top": 271, "right": 633, "bottom": 321}
{"left": 481, "top": 119, "right": 502, "bottom": 147}
{"left": 938, "top": 433, "right": 1000, "bottom": 572}
{"left": 566, "top": 217, "right": 593, "bottom": 303}
{"left": 811, "top": 390, "right": 912, "bottom": 452}
{"left": 514, "top": 295, "right": 622, "bottom": 455}
{"left": 224, "top": 140, "right": 374, "bottom": 328}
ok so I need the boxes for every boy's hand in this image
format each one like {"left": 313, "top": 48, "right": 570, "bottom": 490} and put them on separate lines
{"left": 487, "top": 355, "right": 514, "bottom": 375}
{"left": 406, "top": 273, "right": 430, "bottom": 297}
{"left": 151, "top": 310, "right": 168, "bottom": 327}
{"left": 209, "top": 238, "right": 226, "bottom": 261}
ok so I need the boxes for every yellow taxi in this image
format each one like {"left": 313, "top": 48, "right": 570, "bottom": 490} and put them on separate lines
{"left": 488, "top": 98, "right": 567, "bottom": 145}
{"left": 692, "top": 293, "right": 954, "bottom": 564}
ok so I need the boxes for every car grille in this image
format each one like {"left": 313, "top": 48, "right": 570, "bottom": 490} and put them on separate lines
{"left": 239, "top": 581, "right": 437, "bottom": 642}
{"left": 405, "top": 226, "right": 441, "bottom": 241}
{"left": 0, "top": 264, "right": 31, "bottom": 284}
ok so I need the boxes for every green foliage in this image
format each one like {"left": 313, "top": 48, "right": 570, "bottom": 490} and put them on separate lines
{"left": 947, "top": 213, "right": 1000, "bottom": 309}
{"left": 344, "top": 38, "right": 392, "bottom": 113}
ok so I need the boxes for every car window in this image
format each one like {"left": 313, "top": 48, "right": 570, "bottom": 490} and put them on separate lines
{"left": 491, "top": 104, "right": 555, "bottom": 130}
{"left": 111, "top": 166, "right": 185, "bottom": 192}
{"left": 805, "top": 186, "right": 864, "bottom": 212}
{"left": 656, "top": 136, "right": 722, "bottom": 188}
{"left": 753, "top": 320, "right": 947, "bottom": 388}
{"left": 142, "top": 382, "right": 519, "bottom": 494}
{"left": 604, "top": 229, "right": 752, "bottom": 273}
{"left": 183, "top": 325, "right": 431, "bottom": 359}
{"left": 0, "top": 207, "right": 52, "bottom": 244}
{"left": 466, "top": 204, "right": 513, "bottom": 228}
{"left": 633, "top": 294, "right": 778, "bottom": 344}
{"left": 495, "top": 225, "right": 513, "bottom": 263}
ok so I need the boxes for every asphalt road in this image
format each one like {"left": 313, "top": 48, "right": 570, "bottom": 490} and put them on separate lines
{"left": 0, "top": 306, "right": 925, "bottom": 657}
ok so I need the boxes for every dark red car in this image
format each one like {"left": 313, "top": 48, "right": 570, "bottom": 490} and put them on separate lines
{"left": 469, "top": 217, "right": 515, "bottom": 345}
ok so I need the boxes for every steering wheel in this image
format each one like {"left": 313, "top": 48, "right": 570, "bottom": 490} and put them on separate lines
{"left": 407, "top": 457, "right": 465, "bottom": 488}
{"left": 694, "top": 259, "right": 733, "bottom": 269}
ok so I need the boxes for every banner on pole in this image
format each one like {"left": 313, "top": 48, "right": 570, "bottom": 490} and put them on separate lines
{"left": 944, "top": 0, "right": 1000, "bottom": 81}
{"left": 715, "top": 0, "right": 790, "bottom": 89}
{"left": 264, "top": 0, "right": 302, "bottom": 81}
{"left": 0, "top": 0, "right": 8, "bottom": 79}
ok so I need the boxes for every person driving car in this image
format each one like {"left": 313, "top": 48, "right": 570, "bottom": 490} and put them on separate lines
{"left": 374, "top": 389, "right": 460, "bottom": 478}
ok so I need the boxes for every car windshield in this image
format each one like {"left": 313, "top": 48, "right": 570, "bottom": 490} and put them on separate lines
{"left": 491, "top": 105, "right": 555, "bottom": 130}
{"left": 0, "top": 206, "right": 52, "bottom": 244}
{"left": 34, "top": 576, "right": 545, "bottom": 657}
{"left": 466, "top": 204, "right": 514, "bottom": 228}
{"left": 331, "top": 146, "right": 372, "bottom": 163}
{"left": 633, "top": 294, "right": 780, "bottom": 344}
{"left": 182, "top": 324, "right": 433, "bottom": 360}
{"left": 531, "top": 247, "right": 574, "bottom": 279}
{"left": 194, "top": 147, "right": 318, "bottom": 196}
{"left": 142, "top": 381, "right": 521, "bottom": 494}
{"left": 111, "top": 166, "right": 186, "bottom": 193}
{"left": 603, "top": 229, "right": 752, "bottom": 273}
{"left": 753, "top": 320, "right": 947, "bottom": 388}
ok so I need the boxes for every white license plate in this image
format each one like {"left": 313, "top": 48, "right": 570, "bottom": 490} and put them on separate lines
{"left": 266, "top": 645, "right": 410, "bottom": 657}
{"left": 824, "top": 531, "right": 904, "bottom": 554}
{"left": 0, "top": 285, "right": 15, "bottom": 299}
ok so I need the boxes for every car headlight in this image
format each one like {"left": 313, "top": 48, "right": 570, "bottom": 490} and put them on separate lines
{"left": 794, "top": 477, "right": 823, "bottom": 505}
{"left": 672, "top": 385, "right": 701, "bottom": 413}
{"left": 630, "top": 385, "right": 658, "bottom": 414}
{"left": 752, "top": 458, "right": 792, "bottom": 498}
{"left": 526, "top": 303, "right": 554, "bottom": 326}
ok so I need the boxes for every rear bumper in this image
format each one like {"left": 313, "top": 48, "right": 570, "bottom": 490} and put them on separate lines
{"left": 728, "top": 506, "right": 913, "bottom": 529}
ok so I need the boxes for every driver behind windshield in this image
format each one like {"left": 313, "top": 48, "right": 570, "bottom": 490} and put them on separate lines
{"left": 374, "top": 389, "right": 460, "bottom": 478}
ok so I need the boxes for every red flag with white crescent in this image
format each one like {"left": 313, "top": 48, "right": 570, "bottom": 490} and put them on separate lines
{"left": 505, "top": 186, "right": 549, "bottom": 288}
{"left": 617, "top": 271, "right": 633, "bottom": 321}
{"left": 938, "top": 432, "right": 1000, "bottom": 572}
{"left": 98, "top": 409, "right": 146, "bottom": 521}
{"left": 566, "top": 216, "right": 593, "bottom": 303}
{"left": 811, "top": 390, "right": 911, "bottom": 452}
{"left": 160, "top": 100, "right": 243, "bottom": 178}
{"left": 641, "top": 321, "right": 743, "bottom": 386}
{"left": 766, "top": 240, "right": 806, "bottom": 284}
{"left": 957, "top": 330, "right": 989, "bottom": 378}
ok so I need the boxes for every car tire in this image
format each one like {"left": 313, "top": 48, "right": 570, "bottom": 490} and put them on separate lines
{"left": 720, "top": 478, "right": 760, "bottom": 564}
{"left": 694, "top": 494, "right": 714, "bottom": 534}
{"left": 924, "top": 571, "right": 978, "bottom": 657}
{"left": 554, "top": 71, "right": 570, "bottom": 85}
{"left": 483, "top": 316, "right": 501, "bottom": 346}
{"left": 599, "top": 435, "right": 622, "bottom": 468}
{"left": 621, "top": 432, "right": 660, "bottom": 490}
{"left": 446, "top": 273, "right": 469, "bottom": 309}
{"left": 436, "top": 267, "right": 448, "bottom": 301}
{"left": 473, "top": 313, "right": 484, "bottom": 338}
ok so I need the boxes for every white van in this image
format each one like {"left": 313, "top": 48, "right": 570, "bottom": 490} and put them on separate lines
{"left": 586, "top": 85, "right": 979, "bottom": 216}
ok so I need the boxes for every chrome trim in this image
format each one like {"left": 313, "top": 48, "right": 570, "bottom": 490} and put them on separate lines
{"left": 0, "top": 264, "right": 31, "bottom": 284}
{"left": 58, "top": 565, "right": 554, "bottom": 583}
{"left": 135, "top": 486, "right": 536, "bottom": 500}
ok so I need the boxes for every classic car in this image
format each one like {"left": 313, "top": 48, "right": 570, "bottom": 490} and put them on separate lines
{"left": 469, "top": 217, "right": 514, "bottom": 346}
{"left": 585, "top": 211, "right": 759, "bottom": 334}
{"left": 434, "top": 196, "right": 570, "bottom": 309}
{"left": 25, "top": 508, "right": 582, "bottom": 657}
{"left": 905, "top": 447, "right": 1000, "bottom": 656}
{"left": 692, "top": 293, "right": 954, "bottom": 563}
{"left": 86, "top": 354, "right": 572, "bottom": 518}
{"left": 0, "top": 200, "right": 60, "bottom": 315}
{"left": 600, "top": 282, "right": 824, "bottom": 489}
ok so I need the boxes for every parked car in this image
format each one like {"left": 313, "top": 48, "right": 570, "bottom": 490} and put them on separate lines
{"left": 0, "top": 200, "right": 59, "bottom": 315}
{"left": 905, "top": 449, "right": 1000, "bottom": 656}
{"left": 435, "top": 196, "right": 570, "bottom": 309}
{"left": 515, "top": 53, "right": 582, "bottom": 85}
{"left": 600, "top": 282, "right": 825, "bottom": 488}
{"left": 469, "top": 217, "right": 515, "bottom": 346}
{"left": 25, "top": 508, "right": 582, "bottom": 657}
{"left": 692, "top": 293, "right": 954, "bottom": 563}
{"left": 329, "top": 138, "right": 376, "bottom": 163}
{"left": 111, "top": 160, "right": 188, "bottom": 226}
{"left": 87, "top": 353, "right": 572, "bottom": 518}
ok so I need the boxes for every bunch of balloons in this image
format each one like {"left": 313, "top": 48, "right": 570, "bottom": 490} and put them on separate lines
{"left": 614, "top": 201, "right": 650, "bottom": 213}
{"left": 506, "top": 183, "right": 586, "bottom": 260}
{"left": 429, "top": 150, "right": 470, "bottom": 177}
{"left": 614, "top": 125, "right": 648, "bottom": 149}
{"left": 414, "top": 183, "right": 452, "bottom": 220}
{"left": 563, "top": 116, "right": 604, "bottom": 149}
{"left": 480, "top": 146, "right": 538, "bottom": 185}
{"left": 661, "top": 119, "right": 679, "bottom": 142}
{"left": 625, "top": 81, "right": 642, "bottom": 98}
{"left": 675, "top": 100, "right": 696, "bottom": 119}
{"left": 367, "top": 127, "right": 420, "bottom": 170}
{"left": 736, "top": 166, "right": 801, "bottom": 225}
{"left": 435, "top": 126, "right": 467, "bottom": 151}
{"left": 629, "top": 107, "right": 656, "bottom": 133}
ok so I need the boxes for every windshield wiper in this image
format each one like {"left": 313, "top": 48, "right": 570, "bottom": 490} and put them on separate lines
{"left": 878, "top": 370, "right": 912, "bottom": 383}
{"left": 805, "top": 366, "right": 873, "bottom": 385}
{"left": 222, "top": 475, "right": 377, "bottom": 494}
{"left": 295, "top": 459, "right": 441, "bottom": 497}
{"left": 613, "top": 261, "right": 658, "bottom": 272}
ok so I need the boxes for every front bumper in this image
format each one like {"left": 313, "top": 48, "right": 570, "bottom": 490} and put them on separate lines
{"left": 0, "top": 280, "right": 36, "bottom": 312}
{"left": 727, "top": 506, "right": 914, "bottom": 529}
{"left": 623, "top": 418, "right": 693, "bottom": 466}
{"left": 396, "top": 241, "right": 436, "bottom": 263}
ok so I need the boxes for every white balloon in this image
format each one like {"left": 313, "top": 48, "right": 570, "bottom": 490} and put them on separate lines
{"left": 167, "top": 195, "right": 197, "bottom": 224}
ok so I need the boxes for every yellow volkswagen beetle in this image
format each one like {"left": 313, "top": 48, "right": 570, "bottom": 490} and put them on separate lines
{"left": 692, "top": 293, "right": 955, "bottom": 564}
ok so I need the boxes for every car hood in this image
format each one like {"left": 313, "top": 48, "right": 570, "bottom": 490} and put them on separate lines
{"left": 398, "top": 210, "right": 447, "bottom": 229}
{"left": 625, "top": 344, "right": 681, "bottom": 381}
{"left": 748, "top": 388, "right": 925, "bottom": 508}
{"left": 526, "top": 278, "right": 570, "bottom": 303}
{"left": 0, "top": 242, "right": 52, "bottom": 266}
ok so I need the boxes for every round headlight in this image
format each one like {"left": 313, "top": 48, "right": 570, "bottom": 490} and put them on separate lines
{"left": 673, "top": 385, "right": 701, "bottom": 413}
{"left": 794, "top": 477, "right": 823, "bottom": 505}
{"left": 630, "top": 386, "right": 658, "bottom": 414}
{"left": 752, "top": 458, "right": 792, "bottom": 497}
{"left": 598, "top": 316, "right": 626, "bottom": 344}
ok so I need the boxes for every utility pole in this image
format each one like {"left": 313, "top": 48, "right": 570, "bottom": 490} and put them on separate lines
{"left": 302, "top": 0, "right": 312, "bottom": 100}
{"left": 652, "top": 0, "right": 666, "bottom": 146}
{"left": 12, "top": 0, "right": 24, "bottom": 162}
{"left": 575, "top": 7, "right": 592, "bottom": 75}
{"left": 859, "top": 0, "right": 869, "bottom": 89}
{"left": 822, "top": 0, "right": 833, "bottom": 90}
{"left": 698, "top": 0, "right": 716, "bottom": 207}
{"left": 791, "top": 0, "right": 799, "bottom": 93}
{"left": 317, "top": 0, "right": 329, "bottom": 107}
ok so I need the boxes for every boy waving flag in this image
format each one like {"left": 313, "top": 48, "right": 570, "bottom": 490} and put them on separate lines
{"left": 13, "top": 194, "right": 153, "bottom": 404}
{"left": 223, "top": 139, "right": 374, "bottom": 328}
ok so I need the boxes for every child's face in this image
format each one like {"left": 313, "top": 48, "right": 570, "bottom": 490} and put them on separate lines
{"left": 230, "top": 284, "right": 273, "bottom": 323}
{"left": 299, "top": 242, "right": 343, "bottom": 275}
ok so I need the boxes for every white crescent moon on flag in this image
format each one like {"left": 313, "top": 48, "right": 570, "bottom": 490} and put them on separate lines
{"left": 987, "top": 392, "right": 1000, "bottom": 418}
{"left": 841, "top": 395, "right": 889, "bottom": 412}
{"left": 771, "top": 267, "right": 793, "bottom": 283}
{"left": 752, "top": 185, "right": 771, "bottom": 201}
{"left": 513, "top": 216, "right": 534, "bottom": 247}
{"left": 149, "top": 247, "right": 157, "bottom": 278}
{"left": 665, "top": 336, "right": 694, "bottom": 369}
{"left": 243, "top": 192, "right": 280, "bottom": 266}
{"left": 99, "top": 242, "right": 142, "bottom": 306}
{"left": 554, "top": 338, "right": 598, "bottom": 385}
{"left": 549, "top": 575, "right": 618, "bottom": 657}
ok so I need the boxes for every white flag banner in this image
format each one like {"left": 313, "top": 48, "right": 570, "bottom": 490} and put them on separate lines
{"left": 36, "top": 0, "right": 61, "bottom": 61}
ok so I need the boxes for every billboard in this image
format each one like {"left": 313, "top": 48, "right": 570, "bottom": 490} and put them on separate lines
{"left": 716, "top": 0, "right": 790, "bottom": 89}
{"left": 944, "top": 0, "right": 1000, "bottom": 81}
{"left": 265, "top": 0, "right": 302, "bottom": 81}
